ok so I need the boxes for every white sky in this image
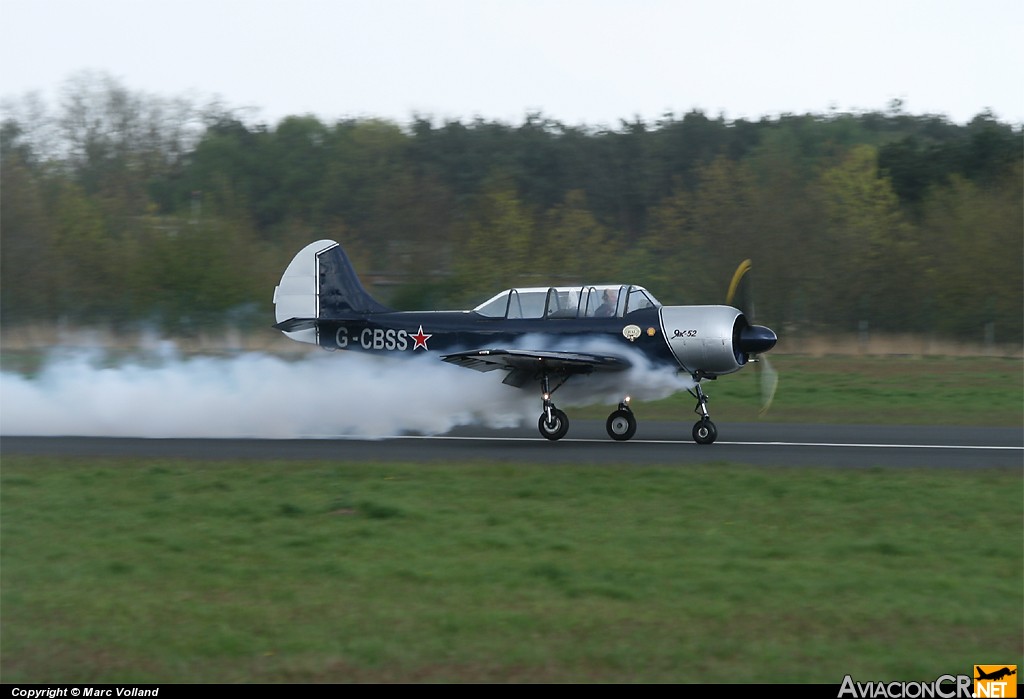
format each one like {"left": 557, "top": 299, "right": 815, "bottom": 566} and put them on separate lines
{"left": 1, "top": 0, "right": 1022, "bottom": 127}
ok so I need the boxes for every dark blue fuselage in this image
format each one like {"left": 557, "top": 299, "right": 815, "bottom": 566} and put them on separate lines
{"left": 314, "top": 307, "right": 678, "bottom": 367}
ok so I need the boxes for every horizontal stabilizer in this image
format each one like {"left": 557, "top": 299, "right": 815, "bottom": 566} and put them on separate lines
{"left": 273, "top": 317, "right": 318, "bottom": 333}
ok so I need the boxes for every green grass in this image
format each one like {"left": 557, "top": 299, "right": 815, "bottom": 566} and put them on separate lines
{"left": 2, "top": 457, "right": 1021, "bottom": 683}
{"left": 594, "top": 355, "right": 1024, "bottom": 426}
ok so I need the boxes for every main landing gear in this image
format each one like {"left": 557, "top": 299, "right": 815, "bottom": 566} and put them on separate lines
{"left": 606, "top": 399, "right": 637, "bottom": 441}
{"left": 537, "top": 373, "right": 570, "bottom": 441}
{"left": 535, "top": 371, "right": 640, "bottom": 442}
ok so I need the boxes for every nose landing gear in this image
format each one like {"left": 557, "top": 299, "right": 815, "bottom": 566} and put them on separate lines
{"left": 689, "top": 382, "right": 717, "bottom": 445}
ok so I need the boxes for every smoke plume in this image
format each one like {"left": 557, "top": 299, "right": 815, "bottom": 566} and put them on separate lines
{"left": 1, "top": 336, "right": 693, "bottom": 438}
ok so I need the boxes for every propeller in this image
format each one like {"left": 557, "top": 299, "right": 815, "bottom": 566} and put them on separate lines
{"left": 726, "top": 259, "right": 778, "bottom": 416}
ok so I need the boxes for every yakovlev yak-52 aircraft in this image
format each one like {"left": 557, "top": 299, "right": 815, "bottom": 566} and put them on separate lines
{"left": 273, "top": 240, "right": 778, "bottom": 442}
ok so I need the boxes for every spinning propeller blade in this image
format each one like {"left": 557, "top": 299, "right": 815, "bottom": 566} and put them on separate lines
{"left": 726, "top": 259, "right": 752, "bottom": 311}
{"left": 727, "top": 259, "right": 778, "bottom": 416}
{"left": 758, "top": 352, "right": 778, "bottom": 416}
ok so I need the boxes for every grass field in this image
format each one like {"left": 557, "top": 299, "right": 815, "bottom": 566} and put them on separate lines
{"left": 1, "top": 354, "right": 1022, "bottom": 683}
{"left": 1, "top": 458, "right": 1021, "bottom": 683}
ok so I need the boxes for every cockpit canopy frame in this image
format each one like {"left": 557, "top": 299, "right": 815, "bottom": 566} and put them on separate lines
{"left": 473, "top": 285, "right": 661, "bottom": 320}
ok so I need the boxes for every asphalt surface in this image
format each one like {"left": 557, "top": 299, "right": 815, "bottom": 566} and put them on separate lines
{"left": 2, "top": 422, "right": 1021, "bottom": 468}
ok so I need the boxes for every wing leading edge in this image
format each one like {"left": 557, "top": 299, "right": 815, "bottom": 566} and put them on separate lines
{"left": 441, "top": 348, "right": 631, "bottom": 387}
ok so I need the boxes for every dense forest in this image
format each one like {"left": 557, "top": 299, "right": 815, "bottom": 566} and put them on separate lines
{"left": 2, "top": 74, "right": 1021, "bottom": 343}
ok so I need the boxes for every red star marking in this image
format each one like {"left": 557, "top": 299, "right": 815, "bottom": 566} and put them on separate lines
{"left": 411, "top": 325, "right": 432, "bottom": 350}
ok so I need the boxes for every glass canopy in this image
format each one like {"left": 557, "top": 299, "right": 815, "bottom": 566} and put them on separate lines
{"left": 473, "top": 285, "right": 660, "bottom": 319}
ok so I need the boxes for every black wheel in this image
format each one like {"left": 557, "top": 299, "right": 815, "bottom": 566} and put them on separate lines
{"left": 538, "top": 408, "right": 569, "bottom": 441}
{"left": 692, "top": 419, "right": 717, "bottom": 445}
{"left": 606, "top": 408, "right": 637, "bottom": 441}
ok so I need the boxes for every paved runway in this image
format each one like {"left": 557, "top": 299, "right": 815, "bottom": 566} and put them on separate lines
{"left": 3, "top": 422, "right": 1021, "bottom": 468}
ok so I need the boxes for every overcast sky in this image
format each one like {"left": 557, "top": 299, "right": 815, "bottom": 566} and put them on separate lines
{"left": 1, "top": 0, "right": 1021, "bottom": 127}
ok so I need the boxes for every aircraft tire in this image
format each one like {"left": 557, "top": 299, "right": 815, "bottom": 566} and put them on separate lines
{"left": 692, "top": 419, "right": 718, "bottom": 445}
{"left": 606, "top": 408, "right": 637, "bottom": 441}
{"left": 538, "top": 409, "right": 569, "bottom": 441}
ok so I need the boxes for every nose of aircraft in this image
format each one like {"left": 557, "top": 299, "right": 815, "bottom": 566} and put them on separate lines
{"left": 737, "top": 324, "right": 777, "bottom": 356}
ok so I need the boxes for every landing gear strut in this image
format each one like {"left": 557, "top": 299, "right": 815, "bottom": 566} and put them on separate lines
{"left": 537, "top": 372, "right": 570, "bottom": 441}
{"left": 689, "top": 382, "right": 718, "bottom": 445}
{"left": 606, "top": 398, "right": 637, "bottom": 441}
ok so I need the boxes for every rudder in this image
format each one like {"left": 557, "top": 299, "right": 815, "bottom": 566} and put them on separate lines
{"left": 316, "top": 243, "right": 391, "bottom": 316}
{"left": 273, "top": 239, "right": 390, "bottom": 344}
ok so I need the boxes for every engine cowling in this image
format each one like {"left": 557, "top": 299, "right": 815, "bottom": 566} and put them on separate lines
{"left": 659, "top": 305, "right": 776, "bottom": 376}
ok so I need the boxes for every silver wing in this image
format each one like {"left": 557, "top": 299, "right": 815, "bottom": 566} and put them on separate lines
{"left": 441, "top": 349, "right": 631, "bottom": 387}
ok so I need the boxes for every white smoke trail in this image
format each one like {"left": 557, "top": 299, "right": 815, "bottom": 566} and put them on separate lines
{"left": 0, "top": 336, "right": 693, "bottom": 438}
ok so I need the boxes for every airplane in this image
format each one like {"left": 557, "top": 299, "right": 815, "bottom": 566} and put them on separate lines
{"left": 975, "top": 667, "right": 1016, "bottom": 682}
{"left": 272, "top": 239, "right": 778, "bottom": 442}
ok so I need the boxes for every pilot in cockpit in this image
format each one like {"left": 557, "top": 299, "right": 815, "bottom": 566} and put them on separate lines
{"left": 594, "top": 288, "right": 618, "bottom": 317}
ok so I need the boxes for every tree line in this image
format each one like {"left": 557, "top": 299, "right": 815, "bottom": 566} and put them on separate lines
{"left": 2, "top": 74, "right": 1021, "bottom": 343}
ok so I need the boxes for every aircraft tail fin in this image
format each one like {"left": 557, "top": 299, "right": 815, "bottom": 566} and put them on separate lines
{"left": 273, "top": 239, "right": 391, "bottom": 343}
{"left": 315, "top": 242, "right": 392, "bottom": 316}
